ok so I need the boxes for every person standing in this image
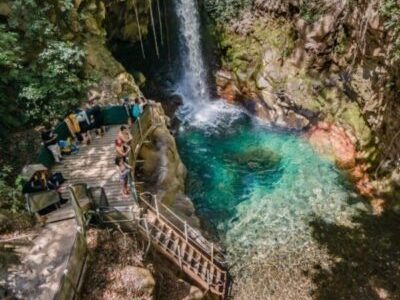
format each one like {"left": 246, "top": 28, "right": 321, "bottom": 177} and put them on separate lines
{"left": 75, "top": 108, "right": 92, "bottom": 145}
{"left": 41, "top": 124, "right": 62, "bottom": 164}
{"left": 118, "top": 125, "right": 133, "bottom": 145}
{"left": 115, "top": 138, "right": 131, "bottom": 161}
{"left": 131, "top": 98, "right": 143, "bottom": 122}
{"left": 115, "top": 156, "right": 132, "bottom": 197}
{"left": 121, "top": 96, "right": 135, "bottom": 128}
{"left": 86, "top": 98, "right": 105, "bottom": 137}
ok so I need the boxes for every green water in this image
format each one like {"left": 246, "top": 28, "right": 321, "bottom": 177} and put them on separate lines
{"left": 177, "top": 109, "right": 366, "bottom": 296}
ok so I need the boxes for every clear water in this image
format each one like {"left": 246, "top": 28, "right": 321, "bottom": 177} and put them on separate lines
{"left": 176, "top": 106, "right": 366, "bottom": 296}
{"left": 172, "top": 1, "right": 367, "bottom": 297}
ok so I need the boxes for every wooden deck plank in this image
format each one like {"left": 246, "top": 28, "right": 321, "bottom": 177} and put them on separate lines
{"left": 47, "top": 125, "right": 135, "bottom": 221}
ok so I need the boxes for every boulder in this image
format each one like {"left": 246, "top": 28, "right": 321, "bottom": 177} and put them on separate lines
{"left": 120, "top": 266, "right": 155, "bottom": 297}
{"left": 182, "top": 285, "right": 203, "bottom": 300}
{"left": 307, "top": 122, "right": 356, "bottom": 169}
{"left": 138, "top": 104, "right": 201, "bottom": 228}
{"left": 111, "top": 72, "right": 140, "bottom": 98}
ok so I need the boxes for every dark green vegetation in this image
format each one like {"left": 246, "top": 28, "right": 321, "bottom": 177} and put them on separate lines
{"left": 0, "top": 0, "right": 91, "bottom": 134}
{"left": 380, "top": 0, "right": 400, "bottom": 61}
{"left": 0, "top": 0, "right": 94, "bottom": 229}
{"left": 203, "top": 0, "right": 251, "bottom": 22}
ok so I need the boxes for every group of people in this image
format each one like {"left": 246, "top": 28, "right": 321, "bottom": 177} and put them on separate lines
{"left": 115, "top": 96, "right": 148, "bottom": 197}
{"left": 40, "top": 98, "right": 106, "bottom": 164}
{"left": 40, "top": 94, "right": 149, "bottom": 199}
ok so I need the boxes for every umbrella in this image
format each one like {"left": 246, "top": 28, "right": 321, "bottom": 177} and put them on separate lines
{"left": 21, "top": 164, "right": 48, "bottom": 181}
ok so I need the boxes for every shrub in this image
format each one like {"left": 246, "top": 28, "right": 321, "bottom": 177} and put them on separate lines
{"left": 204, "top": 0, "right": 252, "bottom": 22}
{"left": 380, "top": 0, "right": 400, "bottom": 61}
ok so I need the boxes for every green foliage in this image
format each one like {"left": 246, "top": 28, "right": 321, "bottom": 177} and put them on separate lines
{"left": 0, "top": 165, "right": 24, "bottom": 213}
{"left": 0, "top": 0, "right": 92, "bottom": 132}
{"left": 380, "top": 0, "right": 400, "bottom": 61}
{"left": 19, "top": 41, "right": 88, "bottom": 123}
{"left": 0, "top": 165, "right": 33, "bottom": 232}
{"left": 299, "top": 1, "right": 327, "bottom": 23}
{"left": 0, "top": 25, "right": 24, "bottom": 131}
{"left": 204, "top": 0, "right": 252, "bottom": 22}
{"left": 219, "top": 17, "right": 295, "bottom": 72}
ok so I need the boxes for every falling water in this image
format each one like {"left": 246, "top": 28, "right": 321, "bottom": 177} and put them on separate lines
{"left": 175, "top": 0, "right": 209, "bottom": 102}
{"left": 171, "top": 1, "right": 369, "bottom": 298}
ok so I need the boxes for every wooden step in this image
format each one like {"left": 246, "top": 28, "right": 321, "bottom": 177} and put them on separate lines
{"left": 180, "top": 243, "right": 187, "bottom": 260}
{"left": 187, "top": 247, "right": 194, "bottom": 263}
{"left": 201, "top": 261, "right": 208, "bottom": 279}
{"left": 162, "top": 229, "right": 173, "bottom": 248}
{"left": 171, "top": 239, "right": 180, "bottom": 254}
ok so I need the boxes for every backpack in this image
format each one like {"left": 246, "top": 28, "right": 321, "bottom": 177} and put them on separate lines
{"left": 131, "top": 104, "right": 142, "bottom": 119}
{"left": 58, "top": 140, "right": 72, "bottom": 155}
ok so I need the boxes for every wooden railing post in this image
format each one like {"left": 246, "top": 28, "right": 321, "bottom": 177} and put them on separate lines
{"left": 144, "top": 218, "right": 150, "bottom": 241}
{"left": 154, "top": 195, "right": 159, "bottom": 218}
{"left": 211, "top": 243, "right": 214, "bottom": 264}
{"left": 138, "top": 117, "right": 143, "bottom": 140}
{"left": 184, "top": 221, "right": 188, "bottom": 242}
{"left": 177, "top": 246, "right": 183, "bottom": 269}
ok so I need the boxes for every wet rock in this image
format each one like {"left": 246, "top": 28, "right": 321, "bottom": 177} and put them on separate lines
{"left": 307, "top": 122, "right": 356, "bottom": 169}
{"left": 216, "top": 70, "right": 241, "bottom": 103}
{"left": 138, "top": 104, "right": 201, "bottom": 228}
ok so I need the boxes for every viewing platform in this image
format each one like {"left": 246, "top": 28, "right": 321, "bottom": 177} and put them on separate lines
{"left": 8, "top": 104, "right": 228, "bottom": 299}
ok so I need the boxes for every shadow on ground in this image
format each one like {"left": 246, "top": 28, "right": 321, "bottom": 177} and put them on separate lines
{"left": 309, "top": 210, "right": 400, "bottom": 300}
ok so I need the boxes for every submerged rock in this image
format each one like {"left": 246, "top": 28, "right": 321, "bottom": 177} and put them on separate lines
{"left": 229, "top": 148, "right": 282, "bottom": 170}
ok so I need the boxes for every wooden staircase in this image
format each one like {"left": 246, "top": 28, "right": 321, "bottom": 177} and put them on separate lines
{"left": 135, "top": 199, "right": 228, "bottom": 297}
{"left": 127, "top": 104, "right": 229, "bottom": 298}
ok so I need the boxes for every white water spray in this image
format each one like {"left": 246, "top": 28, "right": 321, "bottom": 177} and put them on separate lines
{"left": 175, "top": 0, "right": 209, "bottom": 101}
{"left": 174, "top": 0, "right": 244, "bottom": 129}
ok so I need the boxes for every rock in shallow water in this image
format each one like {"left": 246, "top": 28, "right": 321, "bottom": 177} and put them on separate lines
{"left": 306, "top": 122, "right": 356, "bottom": 170}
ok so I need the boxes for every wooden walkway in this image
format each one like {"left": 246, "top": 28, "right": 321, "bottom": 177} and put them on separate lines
{"left": 46, "top": 104, "right": 228, "bottom": 298}
{"left": 47, "top": 125, "right": 131, "bottom": 222}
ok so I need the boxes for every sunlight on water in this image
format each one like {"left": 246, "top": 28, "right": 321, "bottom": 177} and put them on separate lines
{"left": 177, "top": 110, "right": 367, "bottom": 298}
{"left": 173, "top": 0, "right": 368, "bottom": 297}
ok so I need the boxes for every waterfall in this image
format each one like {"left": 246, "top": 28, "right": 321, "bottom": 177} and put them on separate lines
{"left": 173, "top": 0, "right": 242, "bottom": 129}
{"left": 175, "top": 0, "right": 209, "bottom": 102}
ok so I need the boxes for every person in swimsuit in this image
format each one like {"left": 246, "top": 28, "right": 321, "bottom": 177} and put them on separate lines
{"left": 115, "top": 156, "right": 132, "bottom": 197}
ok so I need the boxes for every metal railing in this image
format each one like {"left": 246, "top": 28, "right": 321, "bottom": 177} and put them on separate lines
{"left": 138, "top": 191, "right": 225, "bottom": 266}
{"left": 135, "top": 212, "right": 227, "bottom": 296}
{"left": 126, "top": 103, "right": 226, "bottom": 265}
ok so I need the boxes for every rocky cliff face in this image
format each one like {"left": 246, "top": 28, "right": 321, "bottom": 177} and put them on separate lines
{"left": 137, "top": 104, "right": 201, "bottom": 228}
{"left": 209, "top": 0, "right": 400, "bottom": 210}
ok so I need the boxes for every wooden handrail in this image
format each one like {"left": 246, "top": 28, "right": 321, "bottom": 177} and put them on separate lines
{"left": 126, "top": 103, "right": 228, "bottom": 297}
{"left": 135, "top": 214, "right": 227, "bottom": 296}
{"left": 139, "top": 192, "right": 226, "bottom": 265}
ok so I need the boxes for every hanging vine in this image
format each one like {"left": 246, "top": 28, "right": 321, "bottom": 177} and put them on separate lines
{"left": 148, "top": 0, "right": 160, "bottom": 58}
{"left": 133, "top": 0, "right": 146, "bottom": 59}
